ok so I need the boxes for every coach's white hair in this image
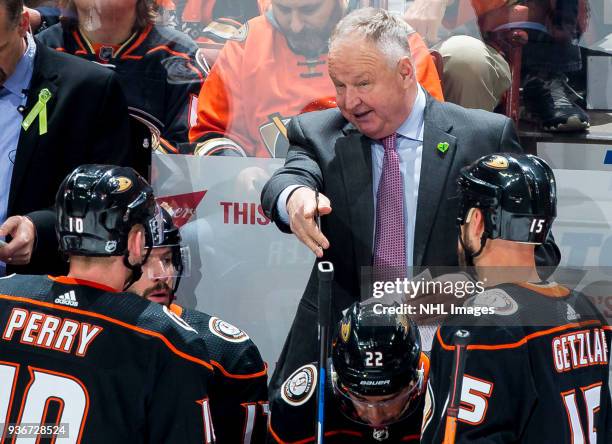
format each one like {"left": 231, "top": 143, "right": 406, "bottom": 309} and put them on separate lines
{"left": 329, "top": 7, "right": 413, "bottom": 66}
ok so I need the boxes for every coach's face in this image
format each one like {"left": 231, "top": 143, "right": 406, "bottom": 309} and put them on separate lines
{"left": 272, "top": 0, "right": 344, "bottom": 57}
{"left": 329, "top": 36, "right": 416, "bottom": 140}
{"left": 0, "top": 5, "right": 28, "bottom": 86}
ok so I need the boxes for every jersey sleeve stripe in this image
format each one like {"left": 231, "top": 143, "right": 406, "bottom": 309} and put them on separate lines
{"left": 517, "top": 282, "right": 571, "bottom": 297}
{"left": 268, "top": 423, "right": 362, "bottom": 444}
{"left": 0, "top": 293, "right": 213, "bottom": 371}
{"left": 146, "top": 45, "right": 191, "bottom": 60}
{"left": 436, "top": 320, "right": 604, "bottom": 351}
{"left": 160, "top": 138, "right": 179, "bottom": 153}
{"left": 211, "top": 359, "right": 268, "bottom": 379}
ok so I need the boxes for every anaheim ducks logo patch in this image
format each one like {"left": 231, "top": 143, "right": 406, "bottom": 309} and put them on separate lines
{"left": 340, "top": 318, "right": 351, "bottom": 343}
{"left": 281, "top": 364, "right": 317, "bottom": 406}
{"left": 209, "top": 317, "right": 249, "bottom": 343}
{"left": 259, "top": 113, "right": 291, "bottom": 158}
{"left": 465, "top": 288, "right": 518, "bottom": 316}
{"left": 112, "top": 177, "right": 132, "bottom": 193}
{"left": 483, "top": 155, "right": 509, "bottom": 170}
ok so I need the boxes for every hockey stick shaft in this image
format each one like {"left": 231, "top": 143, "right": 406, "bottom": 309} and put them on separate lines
{"left": 316, "top": 261, "right": 334, "bottom": 444}
{"left": 443, "top": 329, "right": 471, "bottom": 444}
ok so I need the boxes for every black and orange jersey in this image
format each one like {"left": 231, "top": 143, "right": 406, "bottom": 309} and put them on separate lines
{"left": 0, "top": 274, "right": 215, "bottom": 443}
{"left": 423, "top": 282, "right": 612, "bottom": 443}
{"left": 169, "top": 304, "right": 268, "bottom": 443}
{"left": 38, "top": 23, "right": 205, "bottom": 156}
{"left": 268, "top": 355, "right": 429, "bottom": 443}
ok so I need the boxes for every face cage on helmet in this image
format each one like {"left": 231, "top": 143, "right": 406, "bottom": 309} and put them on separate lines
{"left": 146, "top": 244, "right": 190, "bottom": 292}
{"left": 330, "top": 363, "right": 423, "bottom": 427}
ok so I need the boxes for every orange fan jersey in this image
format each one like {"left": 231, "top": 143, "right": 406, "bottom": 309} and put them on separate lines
{"left": 189, "top": 14, "right": 444, "bottom": 158}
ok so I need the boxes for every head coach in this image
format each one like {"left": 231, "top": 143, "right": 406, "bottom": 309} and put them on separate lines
{"left": 261, "top": 7, "right": 561, "bottom": 412}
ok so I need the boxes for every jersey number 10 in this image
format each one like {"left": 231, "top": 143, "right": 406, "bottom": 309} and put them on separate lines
{"left": 0, "top": 362, "right": 87, "bottom": 444}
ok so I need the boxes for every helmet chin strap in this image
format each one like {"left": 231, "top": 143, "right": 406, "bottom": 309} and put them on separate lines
{"left": 459, "top": 230, "right": 488, "bottom": 267}
{"left": 122, "top": 247, "right": 152, "bottom": 291}
{"left": 165, "top": 291, "right": 177, "bottom": 307}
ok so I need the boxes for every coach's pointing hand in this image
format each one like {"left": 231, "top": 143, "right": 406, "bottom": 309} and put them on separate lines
{"left": 286, "top": 187, "right": 331, "bottom": 258}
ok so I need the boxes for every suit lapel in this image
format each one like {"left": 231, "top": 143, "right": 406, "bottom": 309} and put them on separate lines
{"left": 9, "top": 41, "right": 59, "bottom": 212}
{"left": 336, "top": 124, "right": 374, "bottom": 272}
{"left": 414, "top": 97, "right": 457, "bottom": 266}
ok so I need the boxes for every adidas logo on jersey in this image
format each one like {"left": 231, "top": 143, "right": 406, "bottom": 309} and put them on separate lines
{"left": 54, "top": 290, "right": 78, "bottom": 307}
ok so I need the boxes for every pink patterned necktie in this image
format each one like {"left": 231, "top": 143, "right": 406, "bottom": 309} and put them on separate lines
{"left": 373, "top": 133, "right": 406, "bottom": 280}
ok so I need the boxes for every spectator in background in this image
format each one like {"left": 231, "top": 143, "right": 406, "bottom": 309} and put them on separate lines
{"left": 24, "top": 0, "right": 61, "bottom": 32}
{"left": 405, "top": 0, "right": 591, "bottom": 131}
{"left": 0, "top": 0, "right": 133, "bottom": 276}
{"left": 188, "top": 0, "right": 443, "bottom": 158}
{"left": 158, "top": 0, "right": 262, "bottom": 42}
{"left": 37, "top": 0, "right": 206, "bottom": 165}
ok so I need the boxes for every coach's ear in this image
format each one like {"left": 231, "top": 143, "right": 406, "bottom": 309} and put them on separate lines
{"left": 126, "top": 225, "right": 146, "bottom": 265}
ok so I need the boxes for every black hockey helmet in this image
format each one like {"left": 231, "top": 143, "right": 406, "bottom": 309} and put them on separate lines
{"left": 331, "top": 301, "right": 424, "bottom": 426}
{"left": 56, "top": 164, "right": 163, "bottom": 257}
{"left": 457, "top": 153, "right": 556, "bottom": 246}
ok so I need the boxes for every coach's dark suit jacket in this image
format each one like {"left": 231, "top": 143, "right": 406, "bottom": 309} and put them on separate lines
{"left": 261, "top": 94, "right": 560, "bottom": 388}
{"left": 6, "top": 39, "right": 133, "bottom": 275}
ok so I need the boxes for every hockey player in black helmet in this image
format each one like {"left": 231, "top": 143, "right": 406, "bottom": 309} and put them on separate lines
{"left": 129, "top": 207, "right": 269, "bottom": 443}
{"left": 455, "top": 152, "right": 556, "bottom": 269}
{"left": 423, "top": 153, "right": 611, "bottom": 443}
{"left": 56, "top": 164, "right": 164, "bottom": 289}
{"left": 0, "top": 165, "right": 215, "bottom": 443}
{"left": 269, "top": 300, "right": 429, "bottom": 443}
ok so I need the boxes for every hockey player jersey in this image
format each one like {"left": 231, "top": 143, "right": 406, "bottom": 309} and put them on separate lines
{"left": 423, "top": 282, "right": 611, "bottom": 443}
{"left": 170, "top": 304, "right": 268, "bottom": 443}
{"left": 0, "top": 274, "right": 215, "bottom": 443}
{"left": 38, "top": 23, "right": 205, "bottom": 158}
{"left": 269, "top": 354, "right": 430, "bottom": 443}
{"left": 188, "top": 12, "right": 444, "bottom": 158}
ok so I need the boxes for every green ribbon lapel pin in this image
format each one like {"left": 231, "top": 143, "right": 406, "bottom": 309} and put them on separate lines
{"left": 22, "top": 88, "right": 53, "bottom": 135}
{"left": 437, "top": 142, "right": 450, "bottom": 154}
